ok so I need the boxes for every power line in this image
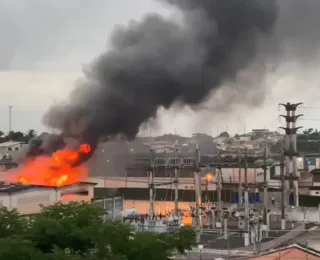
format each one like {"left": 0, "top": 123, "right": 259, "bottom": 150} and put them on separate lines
{"left": 300, "top": 118, "right": 320, "bottom": 121}
{"left": 299, "top": 106, "right": 320, "bottom": 109}
{"left": 267, "top": 104, "right": 320, "bottom": 110}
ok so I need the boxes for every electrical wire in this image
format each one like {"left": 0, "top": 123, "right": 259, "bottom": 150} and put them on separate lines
{"left": 300, "top": 118, "right": 320, "bottom": 121}
{"left": 300, "top": 106, "right": 320, "bottom": 109}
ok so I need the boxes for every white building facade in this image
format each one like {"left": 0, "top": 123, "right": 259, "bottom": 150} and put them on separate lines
{"left": 0, "top": 182, "right": 96, "bottom": 215}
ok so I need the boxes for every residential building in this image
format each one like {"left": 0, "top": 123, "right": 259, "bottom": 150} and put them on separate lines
{"left": 0, "top": 141, "right": 26, "bottom": 160}
{"left": 0, "top": 141, "right": 24, "bottom": 153}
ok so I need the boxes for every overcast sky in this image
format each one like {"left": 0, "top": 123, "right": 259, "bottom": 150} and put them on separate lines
{"left": 1, "top": 0, "right": 320, "bottom": 137}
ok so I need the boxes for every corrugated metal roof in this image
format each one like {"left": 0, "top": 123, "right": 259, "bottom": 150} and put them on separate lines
{"left": 249, "top": 248, "right": 320, "bottom": 260}
{"left": 0, "top": 181, "right": 97, "bottom": 194}
{"left": 247, "top": 244, "right": 320, "bottom": 260}
{"left": 0, "top": 141, "right": 23, "bottom": 148}
{"left": 0, "top": 183, "right": 52, "bottom": 193}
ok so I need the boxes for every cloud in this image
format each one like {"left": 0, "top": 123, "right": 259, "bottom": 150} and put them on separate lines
{"left": 0, "top": 0, "right": 172, "bottom": 71}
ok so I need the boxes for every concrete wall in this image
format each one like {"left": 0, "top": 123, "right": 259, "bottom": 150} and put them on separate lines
{"left": 124, "top": 199, "right": 196, "bottom": 214}
{"left": 259, "top": 191, "right": 282, "bottom": 204}
{"left": 310, "top": 190, "right": 320, "bottom": 196}
{"left": 284, "top": 207, "right": 320, "bottom": 223}
{"left": 0, "top": 143, "right": 23, "bottom": 155}
{"left": 89, "top": 164, "right": 284, "bottom": 189}
{"left": 0, "top": 188, "right": 58, "bottom": 214}
{"left": 0, "top": 184, "right": 95, "bottom": 215}
{"left": 88, "top": 176, "right": 216, "bottom": 190}
{"left": 89, "top": 172, "right": 282, "bottom": 191}
{"left": 268, "top": 206, "right": 320, "bottom": 223}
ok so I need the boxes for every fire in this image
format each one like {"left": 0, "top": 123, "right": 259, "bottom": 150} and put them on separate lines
{"left": 205, "top": 173, "right": 213, "bottom": 182}
{"left": 8, "top": 144, "right": 91, "bottom": 187}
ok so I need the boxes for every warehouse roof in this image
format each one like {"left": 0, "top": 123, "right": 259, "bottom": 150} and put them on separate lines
{"left": 247, "top": 243, "right": 320, "bottom": 260}
{"left": 0, "top": 183, "right": 53, "bottom": 193}
{"left": 0, "top": 141, "right": 24, "bottom": 148}
{"left": 0, "top": 181, "right": 97, "bottom": 194}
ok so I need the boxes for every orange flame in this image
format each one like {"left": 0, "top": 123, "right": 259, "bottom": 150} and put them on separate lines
{"left": 8, "top": 144, "right": 91, "bottom": 187}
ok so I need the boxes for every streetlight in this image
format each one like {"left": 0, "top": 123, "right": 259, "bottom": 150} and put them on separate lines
{"left": 8, "top": 105, "right": 13, "bottom": 132}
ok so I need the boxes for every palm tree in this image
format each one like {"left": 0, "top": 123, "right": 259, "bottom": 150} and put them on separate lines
{"left": 25, "top": 129, "right": 37, "bottom": 143}
{"left": 26, "top": 129, "right": 37, "bottom": 139}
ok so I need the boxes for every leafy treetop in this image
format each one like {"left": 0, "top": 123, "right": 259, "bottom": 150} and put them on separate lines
{"left": 0, "top": 201, "right": 196, "bottom": 260}
{"left": 0, "top": 129, "right": 38, "bottom": 143}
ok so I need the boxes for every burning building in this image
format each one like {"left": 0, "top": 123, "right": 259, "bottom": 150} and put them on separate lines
{"left": 0, "top": 181, "right": 96, "bottom": 215}
{"left": 4, "top": 0, "right": 320, "bottom": 192}
{"left": 7, "top": 138, "right": 92, "bottom": 187}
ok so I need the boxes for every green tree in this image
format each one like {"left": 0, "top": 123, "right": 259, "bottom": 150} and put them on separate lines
{"left": 219, "top": 131, "right": 230, "bottom": 138}
{"left": 5, "top": 130, "right": 26, "bottom": 142}
{"left": 25, "top": 129, "right": 38, "bottom": 142}
{"left": 0, "top": 131, "right": 5, "bottom": 143}
{"left": 0, "top": 207, "right": 28, "bottom": 238}
{"left": 29, "top": 202, "right": 105, "bottom": 254}
{"left": 0, "top": 238, "right": 44, "bottom": 260}
{"left": 0, "top": 202, "right": 196, "bottom": 260}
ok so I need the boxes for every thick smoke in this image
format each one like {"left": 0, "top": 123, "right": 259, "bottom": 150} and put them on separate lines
{"left": 24, "top": 133, "right": 65, "bottom": 159}
{"left": 42, "top": 0, "right": 320, "bottom": 161}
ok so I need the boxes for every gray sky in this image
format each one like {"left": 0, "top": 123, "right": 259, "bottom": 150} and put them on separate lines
{"left": 1, "top": 0, "right": 320, "bottom": 136}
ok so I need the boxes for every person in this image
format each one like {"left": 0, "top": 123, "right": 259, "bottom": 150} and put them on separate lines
{"left": 271, "top": 196, "right": 275, "bottom": 205}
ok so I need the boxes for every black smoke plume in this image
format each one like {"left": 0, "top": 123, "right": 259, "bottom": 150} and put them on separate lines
{"left": 26, "top": 133, "right": 65, "bottom": 158}
{"left": 41, "top": 0, "right": 320, "bottom": 162}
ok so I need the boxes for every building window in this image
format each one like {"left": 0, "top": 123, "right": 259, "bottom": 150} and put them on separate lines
{"left": 15, "top": 147, "right": 19, "bottom": 151}
{"left": 316, "top": 192, "right": 319, "bottom": 195}
{"left": 7, "top": 147, "right": 12, "bottom": 151}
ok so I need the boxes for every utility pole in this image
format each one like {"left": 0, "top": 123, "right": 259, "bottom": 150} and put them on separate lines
{"left": 238, "top": 149, "right": 242, "bottom": 209}
{"left": 262, "top": 146, "right": 268, "bottom": 226}
{"left": 291, "top": 106, "right": 301, "bottom": 207}
{"left": 148, "top": 149, "right": 155, "bottom": 219}
{"left": 194, "top": 147, "right": 201, "bottom": 229}
{"left": 174, "top": 148, "right": 179, "bottom": 217}
{"left": 217, "top": 150, "right": 222, "bottom": 223}
{"left": 193, "top": 147, "right": 202, "bottom": 242}
{"left": 279, "top": 102, "right": 303, "bottom": 207}
{"left": 244, "top": 149, "right": 249, "bottom": 219}
{"left": 8, "top": 105, "right": 12, "bottom": 132}
{"left": 280, "top": 152, "right": 286, "bottom": 230}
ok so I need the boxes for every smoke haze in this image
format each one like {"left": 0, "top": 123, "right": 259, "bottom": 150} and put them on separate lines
{"left": 42, "top": 0, "right": 320, "bottom": 159}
